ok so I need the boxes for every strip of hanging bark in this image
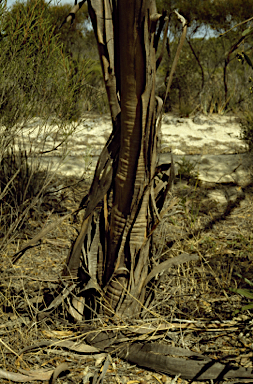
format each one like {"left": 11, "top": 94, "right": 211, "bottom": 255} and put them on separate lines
{"left": 0, "top": 368, "right": 53, "bottom": 382}
{"left": 59, "top": 0, "right": 87, "bottom": 28}
{"left": 62, "top": 122, "right": 120, "bottom": 278}
{"left": 118, "top": 342, "right": 253, "bottom": 381}
{"left": 18, "top": 329, "right": 253, "bottom": 381}
{"left": 147, "top": 196, "right": 179, "bottom": 239}
{"left": 79, "top": 329, "right": 253, "bottom": 381}
{"left": 12, "top": 211, "right": 75, "bottom": 264}
{"left": 154, "top": 155, "right": 175, "bottom": 212}
{"left": 144, "top": 252, "right": 199, "bottom": 286}
{"left": 49, "top": 363, "right": 69, "bottom": 384}
{"left": 77, "top": 121, "right": 120, "bottom": 219}
{"left": 0, "top": 363, "right": 69, "bottom": 383}
{"left": 156, "top": 14, "right": 169, "bottom": 69}
{"left": 62, "top": 215, "right": 91, "bottom": 278}
{"left": 154, "top": 10, "right": 168, "bottom": 51}
{"left": 37, "top": 283, "right": 76, "bottom": 320}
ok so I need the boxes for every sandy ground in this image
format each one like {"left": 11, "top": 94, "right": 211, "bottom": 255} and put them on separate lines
{"left": 161, "top": 114, "right": 246, "bottom": 155}
{"left": 13, "top": 113, "right": 252, "bottom": 189}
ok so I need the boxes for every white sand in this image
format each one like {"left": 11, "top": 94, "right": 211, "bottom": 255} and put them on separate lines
{"left": 7, "top": 113, "right": 252, "bottom": 188}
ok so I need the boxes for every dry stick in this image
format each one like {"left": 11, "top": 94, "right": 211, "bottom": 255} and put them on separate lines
{"left": 219, "top": 16, "right": 253, "bottom": 37}
{"left": 12, "top": 210, "right": 76, "bottom": 264}
{"left": 0, "top": 338, "right": 23, "bottom": 360}
{"left": 0, "top": 169, "right": 20, "bottom": 200}
{"left": 156, "top": 11, "right": 187, "bottom": 131}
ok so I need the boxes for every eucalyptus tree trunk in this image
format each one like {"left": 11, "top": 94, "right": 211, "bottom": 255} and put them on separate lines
{"left": 62, "top": 0, "right": 174, "bottom": 319}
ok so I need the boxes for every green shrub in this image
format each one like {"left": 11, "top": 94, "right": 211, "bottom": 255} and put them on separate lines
{"left": 0, "top": 0, "right": 105, "bottom": 126}
{"left": 176, "top": 156, "right": 199, "bottom": 184}
{"left": 230, "top": 273, "right": 253, "bottom": 315}
{"left": 0, "top": 0, "right": 63, "bottom": 125}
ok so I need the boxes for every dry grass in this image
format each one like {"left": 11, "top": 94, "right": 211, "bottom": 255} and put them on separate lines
{"left": 1, "top": 167, "right": 253, "bottom": 383}
{"left": 152, "top": 182, "right": 253, "bottom": 318}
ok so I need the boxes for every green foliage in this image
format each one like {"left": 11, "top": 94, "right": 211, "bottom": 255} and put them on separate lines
{"left": 237, "top": 52, "right": 253, "bottom": 68}
{"left": 230, "top": 274, "right": 253, "bottom": 314}
{"left": 0, "top": 0, "right": 105, "bottom": 126}
{"left": 0, "top": 0, "right": 63, "bottom": 125}
{"left": 159, "top": 0, "right": 253, "bottom": 30}
{"left": 176, "top": 156, "right": 199, "bottom": 183}
{"left": 49, "top": 2, "right": 97, "bottom": 59}
{"left": 156, "top": 0, "right": 253, "bottom": 115}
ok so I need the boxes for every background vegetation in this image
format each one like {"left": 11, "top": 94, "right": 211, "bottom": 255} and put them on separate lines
{"left": 156, "top": 0, "right": 253, "bottom": 117}
{"left": 2, "top": 0, "right": 253, "bottom": 120}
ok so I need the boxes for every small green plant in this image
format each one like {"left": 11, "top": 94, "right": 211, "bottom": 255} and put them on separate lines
{"left": 239, "top": 112, "right": 253, "bottom": 151}
{"left": 230, "top": 273, "right": 253, "bottom": 315}
{"left": 176, "top": 156, "right": 199, "bottom": 184}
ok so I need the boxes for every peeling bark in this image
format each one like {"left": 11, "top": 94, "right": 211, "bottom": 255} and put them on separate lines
{"left": 62, "top": 0, "right": 174, "bottom": 318}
